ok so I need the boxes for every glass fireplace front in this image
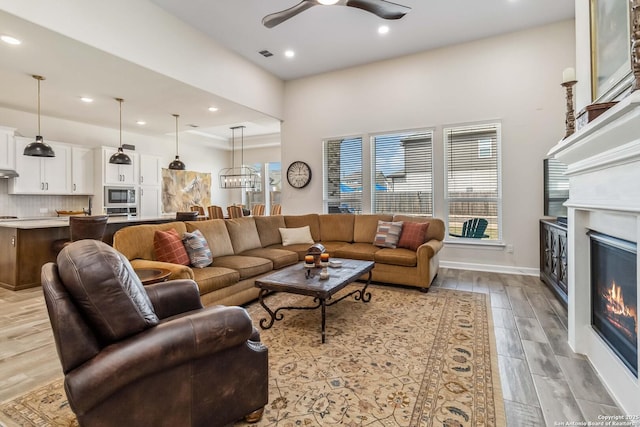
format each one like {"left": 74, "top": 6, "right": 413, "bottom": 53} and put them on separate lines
{"left": 589, "top": 231, "right": 638, "bottom": 377}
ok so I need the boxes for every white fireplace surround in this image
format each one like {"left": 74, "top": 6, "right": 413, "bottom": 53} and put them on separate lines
{"left": 549, "top": 90, "right": 640, "bottom": 413}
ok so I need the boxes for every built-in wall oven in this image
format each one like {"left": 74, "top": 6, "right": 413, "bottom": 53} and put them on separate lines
{"left": 104, "top": 186, "right": 137, "bottom": 216}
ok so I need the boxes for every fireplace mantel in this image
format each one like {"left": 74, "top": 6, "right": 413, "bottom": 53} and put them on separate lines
{"left": 548, "top": 90, "right": 640, "bottom": 414}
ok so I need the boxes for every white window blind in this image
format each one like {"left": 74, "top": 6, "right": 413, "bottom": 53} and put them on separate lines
{"left": 323, "top": 137, "right": 363, "bottom": 213}
{"left": 372, "top": 130, "right": 433, "bottom": 215}
{"left": 444, "top": 123, "right": 501, "bottom": 240}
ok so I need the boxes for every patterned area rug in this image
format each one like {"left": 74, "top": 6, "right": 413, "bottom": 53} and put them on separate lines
{"left": 0, "top": 285, "right": 504, "bottom": 427}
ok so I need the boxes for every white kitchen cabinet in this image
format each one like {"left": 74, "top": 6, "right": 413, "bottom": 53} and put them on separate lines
{"left": 10, "top": 137, "right": 71, "bottom": 194}
{"left": 71, "top": 146, "right": 94, "bottom": 194}
{"left": 138, "top": 154, "right": 161, "bottom": 186}
{"left": 0, "top": 126, "right": 16, "bottom": 170}
{"left": 139, "top": 186, "right": 162, "bottom": 218}
{"left": 102, "top": 147, "right": 137, "bottom": 185}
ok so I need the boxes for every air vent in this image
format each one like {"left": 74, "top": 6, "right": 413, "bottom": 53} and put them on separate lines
{"left": 187, "top": 124, "right": 199, "bottom": 128}
{"left": 259, "top": 50, "right": 274, "bottom": 58}
{"left": 122, "top": 144, "right": 135, "bottom": 150}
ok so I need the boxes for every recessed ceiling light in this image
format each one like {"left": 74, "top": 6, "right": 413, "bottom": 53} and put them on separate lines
{"left": 378, "top": 25, "right": 390, "bottom": 35}
{"left": 1, "top": 35, "right": 21, "bottom": 45}
{"left": 318, "top": 0, "right": 339, "bottom": 4}
{"left": 284, "top": 50, "right": 295, "bottom": 58}
{"left": 208, "top": 106, "right": 219, "bottom": 112}
{"left": 136, "top": 120, "right": 146, "bottom": 126}
{"left": 80, "top": 97, "right": 93, "bottom": 103}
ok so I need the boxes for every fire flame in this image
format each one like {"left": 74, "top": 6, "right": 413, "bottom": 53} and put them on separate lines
{"left": 604, "top": 281, "right": 637, "bottom": 334}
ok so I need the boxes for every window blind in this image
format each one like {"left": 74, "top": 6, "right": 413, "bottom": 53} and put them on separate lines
{"left": 372, "top": 130, "right": 433, "bottom": 215}
{"left": 444, "top": 123, "right": 501, "bottom": 240}
{"left": 323, "top": 137, "right": 363, "bottom": 213}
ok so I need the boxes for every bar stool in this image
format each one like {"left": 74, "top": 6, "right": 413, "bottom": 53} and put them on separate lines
{"left": 52, "top": 215, "right": 109, "bottom": 254}
{"left": 207, "top": 205, "right": 225, "bottom": 219}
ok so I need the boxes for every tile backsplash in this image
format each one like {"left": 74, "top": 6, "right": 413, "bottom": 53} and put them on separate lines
{"left": 0, "top": 179, "right": 90, "bottom": 218}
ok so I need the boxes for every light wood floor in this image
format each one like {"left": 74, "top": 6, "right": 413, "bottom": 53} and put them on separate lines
{"left": 0, "top": 269, "right": 626, "bottom": 426}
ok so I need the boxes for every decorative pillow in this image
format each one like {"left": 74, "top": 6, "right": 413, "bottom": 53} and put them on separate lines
{"left": 57, "top": 240, "right": 159, "bottom": 344}
{"left": 182, "top": 229, "right": 213, "bottom": 268}
{"left": 154, "top": 229, "right": 190, "bottom": 265}
{"left": 279, "top": 226, "right": 315, "bottom": 246}
{"left": 373, "top": 220, "right": 404, "bottom": 248}
{"left": 398, "top": 221, "right": 430, "bottom": 251}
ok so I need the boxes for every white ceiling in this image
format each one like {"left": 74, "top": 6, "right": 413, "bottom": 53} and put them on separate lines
{"left": 151, "top": 0, "right": 575, "bottom": 81}
{"left": 0, "top": 0, "right": 575, "bottom": 145}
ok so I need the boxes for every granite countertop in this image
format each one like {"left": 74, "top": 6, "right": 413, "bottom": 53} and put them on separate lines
{"left": 0, "top": 215, "right": 171, "bottom": 229}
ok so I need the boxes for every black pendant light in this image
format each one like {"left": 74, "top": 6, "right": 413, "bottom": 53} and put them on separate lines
{"left": 109, "top": 98, "right": 132, "bottom": 165}
{"left": 23, "top": 75, "right": 55, "bottom": 157}
{"left": 168, "top": 113, "right": 185, "bottom": 170}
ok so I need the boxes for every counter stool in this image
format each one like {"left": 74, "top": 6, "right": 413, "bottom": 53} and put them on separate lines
{"left": 52, "top": 215, "right": 109, "bottom": 255}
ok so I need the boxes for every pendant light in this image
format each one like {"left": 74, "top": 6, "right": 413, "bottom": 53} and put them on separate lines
{"left": 23, "top": 75, "right": 55, "bottom": 157}
{"left": 168, "top": 113, "right": 186, "bottom": 170}
{"left": 109, "top": 98, "right": 132, "bottom": 165}
{"left": 218, "top": 125, "right": 259, "bottom": 189}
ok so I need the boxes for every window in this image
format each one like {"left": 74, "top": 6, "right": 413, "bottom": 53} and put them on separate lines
{"left": 323, "top": 137, "right": 363, "bottom": 213}
{"left": 372, "top": 130, "right": 433, "bottom": 215}
{"left": 444, "top": 123, "right": 501, "bottom": 240}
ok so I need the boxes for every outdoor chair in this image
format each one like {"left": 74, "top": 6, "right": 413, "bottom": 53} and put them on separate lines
{"left": 449, "top": 218, "right": 490, "bottom": 238}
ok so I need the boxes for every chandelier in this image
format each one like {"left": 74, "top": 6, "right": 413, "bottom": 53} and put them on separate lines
{"left": 218, "top": 125, "right": 259, "bottom": 189}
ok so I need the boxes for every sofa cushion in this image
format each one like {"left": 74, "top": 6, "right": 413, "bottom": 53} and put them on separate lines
{"left": 225, "top": 217, "right": 263, "bottom": 254}
{"left": 186, "top": 219, "right": 234, "bottom": 258}
{"left": 190, "top": 266, "right": 240, "bottom": 295}
{"left": 280, "top": 226, "right": 314, "bottom": 246}
{"left": 373, "top": 221, "right": 404, "bottom": 248}
{"left": 114, "top": 222, "right": 187, "bottom": 261}
{"left": 242, "top": 248, "right": 299, "bottom": 270}
{"left": 319, "top": 214, "right": 355, "bottom": 242}
{"left": 284, "top": 214, "right": 320, "bottom": 241}
{"left": 254, "top": 215, "right": 286, "bottom": 247}
{"left": 333, "top": 243, "right": 381, "bottom": 261}
{"left": 182, "top": 229, "right": 213, "bottom": 268}
{"left": 57, "top": 240, "right": 159, "bottom": 344}
{"left": 397, "top": 221, "right": 430, "bottom": 251}
{"left": 266, "top": 243, "right": 315, "bottom": 261}
{"left": 212, "top": 255, "right": 273, "bottom": 280}
{"left": 153, "top": 229, "right": 190, "bottom": 265}
{"left": 318, "top": 241, "right": 351, "bottom": 255}
{"left": 353, "top": 214, "right": 393, "bottom": 243}
{"left": 374, "top": 247, "right": 417, "bottom": 267}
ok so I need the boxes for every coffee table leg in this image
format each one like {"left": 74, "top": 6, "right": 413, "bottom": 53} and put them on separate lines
{"left": 321, "top": 298, "right": 327, "bottom": 344}
{"left": 354, "top": 271, "right": 372, "bottom": 303}
{"left": 258, "top": 288, "right": 278, "bottom": 329}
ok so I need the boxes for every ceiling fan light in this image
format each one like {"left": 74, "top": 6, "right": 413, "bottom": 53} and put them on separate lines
{"left": 109, "top": 146, "right": 132, "bottom": 165}
{"left": 24, "top": 135, "right": 55, "bottom": 157}
{"left": 318, "top": 0, "right": 339, "bottom": 4}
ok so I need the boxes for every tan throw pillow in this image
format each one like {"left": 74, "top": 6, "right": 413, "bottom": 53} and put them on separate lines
{"left": 373, "top": 220, "right": 404, "bottom": 248}
{"left": 279, "top": 226, "right": 315, "bottom": 246}
{"left": 153, "top": 229, "right": 190, "bottom": 265}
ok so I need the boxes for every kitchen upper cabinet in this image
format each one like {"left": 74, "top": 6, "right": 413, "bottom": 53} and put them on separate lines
{"left": 139, "top": 186, "right": 162, "bottom": 218}
{"left": 10, "top": 137, "right": 71, "bottom": 194}
{"left": 102, "top": 147, "right": 137, "bottom": 185}
{"left": 138, "top": 154, "right": 161, "bottom": 186}
{"left": 71, "top": 146, "right": 94, "bottom": 194}
{"left": 0, "top": 126, "right": 16, "bottom": 170}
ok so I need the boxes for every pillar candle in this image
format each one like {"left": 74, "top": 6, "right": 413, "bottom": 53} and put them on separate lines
{"left": 562, "top": 67, "right": 576, "bottom": 83}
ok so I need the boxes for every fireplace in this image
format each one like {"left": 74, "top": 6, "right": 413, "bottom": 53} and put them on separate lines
{"left": 589, "top": 231, "right": 638, "bottom": 377}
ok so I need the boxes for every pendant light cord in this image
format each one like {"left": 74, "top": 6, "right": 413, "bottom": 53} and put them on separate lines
{"left": 174, "top": 114, "right": 179, "bottom": 154}
{"left": 37, "top": 77, "right": 41, "bottom": 135}
{"left": 118, "top": 99, "right": 123, "bottom": 148}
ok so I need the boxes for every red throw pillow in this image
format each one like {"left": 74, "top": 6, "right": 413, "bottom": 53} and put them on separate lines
{"left": 154, "top": 229, "right": 190, "bottom": 265}
{"left": 397, "top": 222, "right": 430, "bottom": 251}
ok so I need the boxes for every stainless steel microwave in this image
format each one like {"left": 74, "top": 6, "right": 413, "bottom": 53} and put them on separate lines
{"left": 104, "top": 186, "right": 136, "bottom": 207}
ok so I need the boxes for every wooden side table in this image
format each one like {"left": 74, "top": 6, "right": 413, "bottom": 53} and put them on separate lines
{"left": 135, "top": 268, "right": 172, "bottom": 285}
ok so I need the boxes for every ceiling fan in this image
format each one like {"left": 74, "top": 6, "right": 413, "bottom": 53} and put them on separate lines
{"left": 262, "top": 0, "right": 411, "bottom": 29}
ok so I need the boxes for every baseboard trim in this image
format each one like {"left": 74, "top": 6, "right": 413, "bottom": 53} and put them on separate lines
{"left": 439, "top": 261, "right": 539, "bottom": 277}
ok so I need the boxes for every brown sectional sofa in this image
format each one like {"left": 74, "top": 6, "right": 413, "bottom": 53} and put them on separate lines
{"left": 112, "top": 214, "right": 445, "bottom": 307}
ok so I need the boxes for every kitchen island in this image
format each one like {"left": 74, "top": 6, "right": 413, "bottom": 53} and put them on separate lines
{"left": 0, "top": 216, "right": 175, "bottom": 290}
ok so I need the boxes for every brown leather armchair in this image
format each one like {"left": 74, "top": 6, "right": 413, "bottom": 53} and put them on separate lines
{"left": 41, "top": 240, "right": 268, "bottom": 427}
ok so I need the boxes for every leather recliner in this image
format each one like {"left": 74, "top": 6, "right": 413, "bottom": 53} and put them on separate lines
{"left": 41, "top": 239, "right": 268, "bottom": 427}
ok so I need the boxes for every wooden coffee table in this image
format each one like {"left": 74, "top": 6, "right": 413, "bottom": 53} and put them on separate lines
{"left": 134, "top": 268, "right": 172, "bottom": 285}
{"left": 254, "top": 258, "right": 374, "bottom": 343}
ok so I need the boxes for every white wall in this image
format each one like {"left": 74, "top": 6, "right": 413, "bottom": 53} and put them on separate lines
{"left": 281, "top": 20, "right": 576, "bottom": 271}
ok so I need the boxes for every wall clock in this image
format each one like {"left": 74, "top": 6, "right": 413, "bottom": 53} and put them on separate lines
{"left": 286, "top": 161, "right": 312, "bottom": 189}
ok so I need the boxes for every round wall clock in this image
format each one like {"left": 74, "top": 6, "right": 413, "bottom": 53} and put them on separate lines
{"left": 286, "top": 161, "right": 312, "bottom": 189}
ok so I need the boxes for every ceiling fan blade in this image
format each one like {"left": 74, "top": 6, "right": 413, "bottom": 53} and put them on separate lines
{"left": 345, "top": 0, "right": 411, "bottom": 20}
{"left": 262, "top": 1, "right": 318, "bottom": 28}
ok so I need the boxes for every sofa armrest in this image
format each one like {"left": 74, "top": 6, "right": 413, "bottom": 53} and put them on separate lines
{"left": 129, "top": 259, "right": 194, "bottom": 280}
{"left": 65, "top": 305, "right": 255, "bottom": 414}
{"left": 418, "top": 239, "right": 443, "bottom": 259}
{"left": 145, "top": 279, "right": 203, "bottom": 319}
